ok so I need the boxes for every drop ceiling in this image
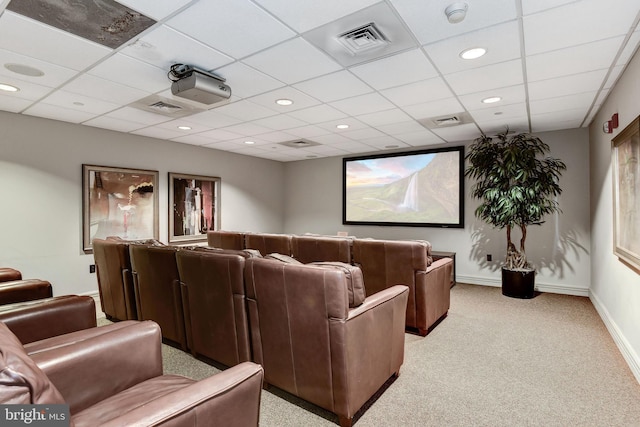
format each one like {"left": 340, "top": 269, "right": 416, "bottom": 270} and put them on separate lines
{"left": 0, "top": 0, "right": 638, "bottom": 162}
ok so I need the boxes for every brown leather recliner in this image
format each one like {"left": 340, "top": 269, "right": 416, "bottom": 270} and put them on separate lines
{"left": 245, "top": 232, "right": 292, "bottom": 256}
{"left": 92, "top": 237, "right": 139, "bottom": 321}
{"left": 0, "top": 267, "right": 21, "bottom": 282}
{"left": 245, "top": 257, "right": 408, "bottom": 427}
{"left": 207, "top": 230, "right": 246, "bottom": 250}
{"left": 0, "top": 320, "right": 264, "bottom": 426}
{"left": 352, "top": 238, "right": 453, "bottom": 336}
{"left": 176, "top": 247, "right": 255, "bottom": 367}
{"left": 129, "top": 244, "right": 187, "bottom": 350}
{"left": 291, "top": 235, "right": 352, "bottom": 264}
{"left": 0, "top": 279, "right": 52, "bottom": 305}
{"left": 0, "top": 295, "right": 96, "bottom": 344}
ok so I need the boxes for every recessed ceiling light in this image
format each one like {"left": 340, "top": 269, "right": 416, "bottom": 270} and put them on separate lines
{"left": 0, "top": 83, "right": 19, "bottom": 92}
{"left": 482, "top": 96, "right": 502, "bottom": 104}
{"left": 177, "top": 125, "right": 192, "bottom": 130}
{"left": 4, "top": 63, "right": 44, "bottom": 77}
{"left": 275, "top": 98, "right": 293, "bottom": 106}
{"left": 460, "top": 47, "right": 487, "bottom": 60}
{"left": 244, "top": 140, "right": 255, "bottom": 145}
{"left": 336, "top": 124, "right": 349, "bottom": 129}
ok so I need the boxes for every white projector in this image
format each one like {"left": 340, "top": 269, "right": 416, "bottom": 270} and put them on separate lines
{"left": 171, "top": 71, "right": 231, "bottom": 105}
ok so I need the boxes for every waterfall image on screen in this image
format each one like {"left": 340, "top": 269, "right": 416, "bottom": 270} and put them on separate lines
{"left": 343, "top": 147, "right": 463, "bottom": 227}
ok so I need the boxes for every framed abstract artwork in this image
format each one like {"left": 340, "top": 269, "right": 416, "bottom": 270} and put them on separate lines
{"left": 168, "top": 172, "right": 221, "bottom": 244}
{"left": 82, "top": 164, "right": 159, "bottom": 252}
{"left": 612, "top": 116, "right": 640, "bottom": 271}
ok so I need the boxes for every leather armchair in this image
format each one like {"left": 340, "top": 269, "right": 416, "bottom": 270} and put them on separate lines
{"left": 206, "top": 230, "right": 246, "bottom": 250}
{"left": 245, "top": 258, "right": 408, "bottom": 427}
{"left": 0, "top": 320, "right": 264, "bottom": 426}
{"left": 129, "top": 244, "right": 188, "bottom": 350}
{"left": 0, "top": 267, "right": 21, "bottom": 282}
{"left": 0, "top": 295, "right": 96, "bottom": 344}
{"left": 176, "top": 247, "right": 254, "bottom": 367}
{"left": 92, "top": 237, "right": 138, "bottom": 321}
{"left": 245, "top": 232, "right": 292, "bottom": 256}
{"left": 291, "top": 235, "right": 352, "bottom": 264}
{"left": 352, "top": 239, "right": 453, "bottom": 335}
{"left": 0, "top": 279, "right": 52, "bottom": 305}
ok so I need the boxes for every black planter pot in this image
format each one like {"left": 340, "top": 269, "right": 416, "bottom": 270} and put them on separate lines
{"left": 501, "top": 267, "right": 535, "bottom": 299}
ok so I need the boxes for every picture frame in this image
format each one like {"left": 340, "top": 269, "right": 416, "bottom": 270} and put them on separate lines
{"left": 82, "top": 164, "right": 159, "bottom": 253}
{"left": 168, "top": 172, "right": 221, "bottom": 244}
{"left": 612, "top": 116, "right": 640, "bottom": 271}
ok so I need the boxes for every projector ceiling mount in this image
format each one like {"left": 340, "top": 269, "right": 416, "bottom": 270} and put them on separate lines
{"left": 168, "top": 63, "right": 231, "bottom": 105}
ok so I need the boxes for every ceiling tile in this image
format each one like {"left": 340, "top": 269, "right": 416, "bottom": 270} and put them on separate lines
{"left": 248, "top": 86, "right": 321, "bottom": 112}
{"left": 303, "top": 145, "right": 350, "bottom": 156}
{"left": 213, "top": 100, "right": 278, "bottom": 121}
{"left": 114, "top": 0, "right": 192, "bottom": 21}
{"left": 0, "top": 48, "right": 77, "bottom": 88}
{"left": 243, "top": 37, "right": 341, "bottom": 84}
{"left": 444, "top": 59, "right": 523, "bottom": 95}
{"left": 337, "top": 140, "right": 380, "bottom": 153}
{"left": 198, "top": 128, "right": 245, "bottom": 142}
{"left": 521, "top": 0, "right": 576, "bottom": 15}
{"left": 0, "top": 11, "right": 111, "bottom": 71}
{"left": 0, "top": 94, "right": 33, "bottom": 113}
{"left": 23, "top": 103, "right": 97, "bottom": 124}
{"left": 394, "top": 129, "right": 443, "bottom": 146}
{"left": 171, "top": 133, "right": 222, "bottom": 146}
{"left": 380, "top": 77, "right": 453, "bottom": 107}
{"left": 311, "top": 133, "right": 355, "bottom": 145}
{"left": 88, "top": 53, "right": 169, "bottom": 93}
{"left": 356, "top": 109, "right": 413, "bottom": 127}
{"left": 181, "top": 109, "right": 241, "bottom": 129}
{"left": 350, "top": 49, "right": 438, "bottom": 90}
{"left": 288, "top": 104, "right": 347, "bottom": 124}
{"left": 358, "top": 135, "right": 405, "bottom": 149}
{"left": 285, "top": 125, "right": 332, "bottom": 138}
{"left": 529, "top": 92, "right": 597, "bottom": 116}
{"left": 214, "top": 62, "right": 285, "bottom": 99}
{"left": 476, "top": 118, "right": 530, "bottom": 135}
{"left": 132, "top": 126, "right": 184, "bottom": 139}
{"left": 253, "top": 0, "right": 379, "bottom": 33}
{"left": 616, "top": 29, "right": 640, "bottom": 66}
{"left": 39, "top": 90, "right": 120, "bottom": 115}
{"left": 526, "top": 37, "right": 624, "bottom": 82}
{"left": 154, "top": 119, "right": 213, "bottom": 134}
{"left": 469, "top": 102, "right": 528, "bottom": 122}
{"left": 390, "top": 0, "right": 518, "bottom": 45}
{"left": 528, "top": 69, "right": 608, "bottom": 101}
{"left": 61, "top": 74, "right": 150, "bottom": 105}
{"left": 293, "top": 71, "right": 372, "bottom": 102}
{"left": 253, "top": 130, "right": 297, "bottom": 143}
{"left": 106, "top": 106, "right": 172, "bottom": 126}
{"left": 254, "top": 114, "right": 308, "bottom": 131}
{"left": 375, "top": 120, "right": 428, "bottom": 135}
{"left": 166, "top": 0, "right": 296, "bottom": 59}
{"left": 423, "top": 21, "right": 521, "bottom": 75}
{"left": 523, "top": 0, "right": 638, "bottom": 55}
{"left": 603, "top": 65, "right": 624, "bottom": 90}
{"left": 430, "top": 123, "right": 481, "bottom": 142}
{"left": 83, "top": 116, "right": 147, "bottom": 132}
{"left": 330, "top": 93, "right": 395, "bottom": 116}
{"left": 0, "top": 77, "right": 54, "bottom": 101}
{"left": 341, "top": 127, "right": 385, "bottom": 140}
{"left": 121, "top": 25, "right": 233, "bottom": 72}
{"left": 402, "top": 97, "right": 464, "bottom": 120}
{"left": 222, "top": 122, "right": 274, "bottom": 136}
{"left": 458, "top": 85, "right": 526, "bottom": 112}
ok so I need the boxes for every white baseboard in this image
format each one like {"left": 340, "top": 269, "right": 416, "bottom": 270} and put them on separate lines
{"left": 589, "top": 291, "right": 640, "bottom": 385}
{"left": 457, "top": 274, "right": 590, "bottom": 296}
{"left": 80, "top": 290, "right": 105, "bottom": 319}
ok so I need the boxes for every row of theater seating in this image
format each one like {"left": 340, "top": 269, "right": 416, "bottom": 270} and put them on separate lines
{"left": 207, "top": 230, "right": 454, "bottom": 336}
{"left": 0, "top": 295, "right": 263, "bottom": 426}
{"left": 92, "top": 237, "right": 409, "bottom": 427}
{"left": 0, "top": 267, "right": 53, "bottom": 305}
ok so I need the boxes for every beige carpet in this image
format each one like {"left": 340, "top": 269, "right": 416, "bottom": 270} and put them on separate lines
{"left": 103, "top": 283, "right": 640, "bottom": 426}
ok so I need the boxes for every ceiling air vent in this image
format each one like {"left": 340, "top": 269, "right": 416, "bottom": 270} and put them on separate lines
{"left": 129, "top": 95, "right": 207, "bottom": 118}
{"left": 338, "top": 23, "right": 389, "bottom": 55}
{"left": 278, "top": 139, "right": 321, "bottom": 149}
{"left": 419, "top": 112, "right": 474, "bottom": 130}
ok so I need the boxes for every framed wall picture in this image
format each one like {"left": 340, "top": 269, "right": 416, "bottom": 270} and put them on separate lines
{"left": 168, "top": 172, "right": 221, "bottom": 244}
{"left": 612, "top": 116, "right": 640, "bottom": 271}
{"left": 83, "top": 165, "right": 159, "bottom": 253}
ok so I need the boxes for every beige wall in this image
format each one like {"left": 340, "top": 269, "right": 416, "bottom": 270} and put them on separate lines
{"left": 0, "top": 111, "right": 285, "bottom": 296}
{"left": 589, "top": 46, "right": 640, "bottom": 382}
{"left": 284, "top": 128, "right": 591, "bottom": 295}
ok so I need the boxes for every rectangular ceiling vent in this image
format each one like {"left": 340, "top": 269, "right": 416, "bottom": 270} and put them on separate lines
{"left": 338, "top": 23, "right": 389, "bottom": 55}
{"left": 129, "top": 95, "right": 207, "bottom": 118}
{"left": 278, "top": 139, "right": 321, "bottom": 149}
{"left": 419, "top": 112, "right": 474, "bottom": 129}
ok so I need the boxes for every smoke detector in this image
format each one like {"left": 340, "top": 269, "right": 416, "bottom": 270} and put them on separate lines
{"left": 278, "top": 139, "right": 321, "bottom": 148}
{"left": 445, "top": 3, "right": 468, "bottom": 24}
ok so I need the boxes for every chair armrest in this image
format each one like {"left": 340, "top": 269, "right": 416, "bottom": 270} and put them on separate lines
{"left": 346, "top": 285, "right": 409, "bottom": 320}
{"left": 0, "top": 296, "right": 96, "bottom": 344}
{"left": 99, "top": 362, "right": 264, "bottom": 427}
{"left": 29, "top": 321, "right": 163, "bottom": 414}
